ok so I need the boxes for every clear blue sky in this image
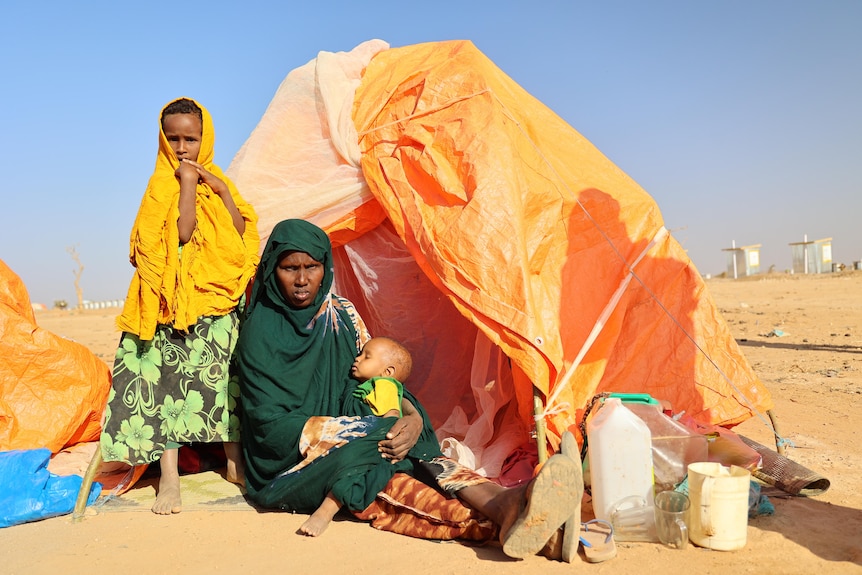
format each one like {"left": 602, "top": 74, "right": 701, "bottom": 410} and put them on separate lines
{"left": 2, "top": 1, "right": 860, "bottom": 306}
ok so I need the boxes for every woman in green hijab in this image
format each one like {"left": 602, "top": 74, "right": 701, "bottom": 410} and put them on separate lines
{"left": 238, "top": 219, "right": 586, "bottom": 559}
{"left": 238, "top": 219, "right": 439, "bottom": 513}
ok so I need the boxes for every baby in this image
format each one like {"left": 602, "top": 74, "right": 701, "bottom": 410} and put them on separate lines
{"left": 299, "top": 336, "right": 413, "bottom": 536}
{"left": 349, "top": 336, "right": 413, "bottom": 418}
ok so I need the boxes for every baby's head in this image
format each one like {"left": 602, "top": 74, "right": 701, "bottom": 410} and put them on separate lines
{"left": 161, "top": 98, "right": 204, "bottom": 162}
{"left": 351, "top": 337, "right": 413, "bottom": 383}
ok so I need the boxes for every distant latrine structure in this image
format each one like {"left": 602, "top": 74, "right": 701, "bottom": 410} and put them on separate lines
{"left": 789, "top": 236, "right": 832, "bottom": 274}
{"left": 722, "top": 242, "right": 761, "bottom": 278}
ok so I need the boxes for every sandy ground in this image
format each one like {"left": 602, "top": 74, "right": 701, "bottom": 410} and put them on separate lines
{"left": 2, "top": 271, "right": 861, "bottom": 574}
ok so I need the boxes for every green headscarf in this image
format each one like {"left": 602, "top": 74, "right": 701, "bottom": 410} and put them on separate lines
{"left": 238, "top": 219, "right": 362, "bottom": 498}
{"left": 248, "top": 218, "right": 333, "bottom": 325}
{"left": 238, "top": 219, "right": 442, "bottom": 511}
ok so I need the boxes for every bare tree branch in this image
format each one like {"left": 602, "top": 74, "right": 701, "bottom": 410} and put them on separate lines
{"left": 66, "top": 245, "right": 85, "bottom": 311}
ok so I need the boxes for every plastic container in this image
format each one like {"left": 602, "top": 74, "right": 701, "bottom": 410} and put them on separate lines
{"left": 583, "top": 393, "right": 660, "bottom": 488}
{"left": 687, "top": 462, "right": 750, "bottom": 551}
{"left": 626, "top": 403, "right": 709, "bottom": 492}
{"left": 609, "top": 495, "right": 658, "bottom": 542}
{"left": 587, "top": 397, "right": 655, "bottom": 522}
{"left": 607, "top": 392, "right": 661, "bottom": 407}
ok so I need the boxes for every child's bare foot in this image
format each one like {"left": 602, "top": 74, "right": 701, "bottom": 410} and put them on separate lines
{"left": 299, "top": 509, "right": 334, "bottom": 537}
{"left": 152, "top": 473, "right": 182, "bottom": 514}
{"left": 152, "top": 448, "right": 182, "bottom": 515}
{"left": 298, "top": 493, "right": 341, "bottom": 537}
{"left": 223, "top": 442, "right": 245, "bottom": 485}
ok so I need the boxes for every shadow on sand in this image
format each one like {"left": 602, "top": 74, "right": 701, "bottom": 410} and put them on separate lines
{"left": 752, "top": 489, "right": 862, "bottom": 566}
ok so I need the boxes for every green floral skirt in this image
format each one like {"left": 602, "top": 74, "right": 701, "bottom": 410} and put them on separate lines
{"left": 100, "top": 313, "right": 241, "bottom": 465}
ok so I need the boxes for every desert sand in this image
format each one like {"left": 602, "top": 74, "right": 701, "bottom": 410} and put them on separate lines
{"left": 1, "top": 271, "right": 860, "bottom": 574}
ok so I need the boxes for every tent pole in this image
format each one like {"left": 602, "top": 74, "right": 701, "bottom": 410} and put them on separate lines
{"left": 533, "top": 391, "right": 548, "bottom": 464}
{"left": 72, "top": 447, "right": 103, "bottom": 522}
{"left": 766, "top": 409, "right": 786, "bottom": 457}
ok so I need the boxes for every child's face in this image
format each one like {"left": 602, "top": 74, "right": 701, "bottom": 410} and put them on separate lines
{"left": 163, "top": 113, "right": 202, "bottom": 162}
{"left": 351, "top": 339, "right": 392, "bottom": 381}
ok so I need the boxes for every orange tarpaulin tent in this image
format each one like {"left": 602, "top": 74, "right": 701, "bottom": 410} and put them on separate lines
{"left": 227, "top": 39, "right": 772, "bottom": 476}
{"left": 1, "top": 260, "right": 146, "bottom": 520}
{"left": 0, "top": 39, "right": 772, "bottom": 483}
{"left": 0, "top": 259, "right": 111, "bottom": 452}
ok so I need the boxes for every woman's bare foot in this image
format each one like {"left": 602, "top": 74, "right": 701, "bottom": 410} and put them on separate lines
{"left": 489, "top": 483, "right": 528, "bottom": 541}
{"left": 450, "top": 473, "right": 525, "bottom": 537}
{"left": 298, "top": 493, "right": 341, "bottom": 537}
{"left": 223, "top": 442, "right": 246, "bottom": 485}
{"left": 152, "top": 449, "right": 182, "bottom": 515}
{"left": 500, "top": 454, "right": 582, "bottom": 558}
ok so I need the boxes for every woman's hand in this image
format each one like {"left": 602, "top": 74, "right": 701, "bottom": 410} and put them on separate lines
{"left": 378, "top": 399, "right": 422, "bottom": 463}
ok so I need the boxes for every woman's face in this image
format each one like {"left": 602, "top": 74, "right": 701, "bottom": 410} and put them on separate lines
{"left": 275, "top": 250, "right": 325, "bottom": 308}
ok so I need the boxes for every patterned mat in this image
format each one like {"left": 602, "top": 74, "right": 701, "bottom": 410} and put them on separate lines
{"left": 94, "top": 470, "right": 256, "bottom": 513}
{"left": 740, "top": 435, "right": 831, "bottom": 496}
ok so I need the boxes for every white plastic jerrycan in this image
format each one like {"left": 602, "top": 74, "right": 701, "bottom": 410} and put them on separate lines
{"left": 687, "top": 462, "right": 750, "bottom": 551}
{"left": 587, "top": 397, "right": 654, "bottom": 523}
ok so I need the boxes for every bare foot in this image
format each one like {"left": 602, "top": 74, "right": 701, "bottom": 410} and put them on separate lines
{"left": 223, "top": 442, "right": 246, "bottom": 485}
{"left": 152, "top": 449, "right": 182, "bottom": 515}
{"left": 298, "top": 493, "right": 341, "bottom": 537}
{"left": 493, "top": 484, "right": 528, "bottom": 543}
{"left": 449, "top": 472, "right": 525, "bottom": 536}
{"left": 501, "top": 454, "right": 582, "bottom": 559}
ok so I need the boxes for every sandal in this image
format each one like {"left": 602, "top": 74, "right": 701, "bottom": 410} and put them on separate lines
{"left": 580, "top": 519, "right": 617, "bottom": 563}
{"left": 501, "top": 454, "right": 582, "bottom": 559}
{"left": 559, "top": 430, "right": 584, "bottom": 563}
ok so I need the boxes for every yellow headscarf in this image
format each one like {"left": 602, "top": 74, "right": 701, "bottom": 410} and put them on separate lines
{"left": 117, "top": 97, "right": 260, "bottom": 340}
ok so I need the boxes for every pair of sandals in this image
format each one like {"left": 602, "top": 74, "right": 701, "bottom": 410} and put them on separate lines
{"left": 501, "top": 431, "right": 617, "bottom": 563}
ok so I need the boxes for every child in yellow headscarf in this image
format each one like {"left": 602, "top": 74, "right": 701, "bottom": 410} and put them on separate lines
{"left": 100, "top": 97, "right": 259, "bottom": 515}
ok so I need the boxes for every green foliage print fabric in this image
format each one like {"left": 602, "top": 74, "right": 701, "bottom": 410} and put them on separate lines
{"left": 100, "top": 313, "right": 241, "bottom": 464}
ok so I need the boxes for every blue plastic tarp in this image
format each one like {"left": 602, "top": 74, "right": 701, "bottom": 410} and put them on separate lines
{"left": 0, "top": 448, "right": 101, "bottom": 528}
